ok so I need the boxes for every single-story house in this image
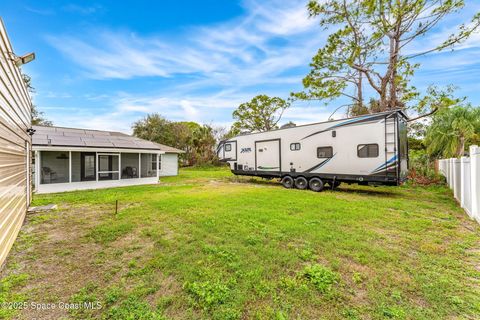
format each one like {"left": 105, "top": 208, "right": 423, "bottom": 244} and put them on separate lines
{"left": 32, "top": 125, "right": 183, "bottom": 194}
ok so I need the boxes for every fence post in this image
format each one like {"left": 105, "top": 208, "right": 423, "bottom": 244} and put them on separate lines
{"left": 460, "top": 157, "right": 468, "bottom": 209}
{"left": 449, "top": 158, "right": 454, "bottom": 189}
{"left": 470, "top": 145, "right": 479, "bottom": 222}
{"left": 444, "top": 159, "right": 449, "bottom": 181}
{"left": 455, "top": 158, "right": 462, "bottom": 201}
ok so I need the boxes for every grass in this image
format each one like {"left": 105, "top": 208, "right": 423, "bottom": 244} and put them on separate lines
{"left": 1, "top": 166, "right": 479, "bottom": 319}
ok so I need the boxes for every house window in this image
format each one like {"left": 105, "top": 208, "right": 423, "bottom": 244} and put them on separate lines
{"left": 151, "top": 154, "right": 157, "bottom": 170}
{"left": 357, "top": 144, "right": 379, "bottom": 158}
{"left": 317, "top": 146, "right": 333, "bottom": 158}
{"left": 141, "top": 153, "right": 158, "bottom": 177}
{"left": 225, "top": 144, "right": 232, "bottom": 152}
{"left": 290, "top": 143, "right": 301, "bottom": 151}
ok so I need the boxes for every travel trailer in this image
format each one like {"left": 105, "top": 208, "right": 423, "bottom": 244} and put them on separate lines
{"left": 217, "top": 110, "right": 408, "bottom": 191}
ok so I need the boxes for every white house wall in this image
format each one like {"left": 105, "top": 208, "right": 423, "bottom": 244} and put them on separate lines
{"left": 160, "top": 153, "right": 178, "bottom": 176}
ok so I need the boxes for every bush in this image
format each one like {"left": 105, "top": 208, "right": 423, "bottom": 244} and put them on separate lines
{"left": 183, "top": 280, "right": 230, "bottom": 309}
{"left": 300, "top": 264, "right": 339, "bottom": 294}
{"left": 408, "top": 149, "right": 442, "bottom": 185}
{"left": 104, "top": 296, "right": 165, "bottom": 320}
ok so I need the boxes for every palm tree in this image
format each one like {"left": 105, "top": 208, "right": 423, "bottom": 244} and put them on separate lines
{"left": 425, "top": 105, "right": 480, "bottom": 158}
{"left": 191, "top": 125, "right": 216, "bottom": 165}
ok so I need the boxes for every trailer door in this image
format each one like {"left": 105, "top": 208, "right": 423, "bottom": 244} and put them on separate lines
{"left": 255, "top": 139, "right": 281, "bottom": 173}
{"left": 223, "top": 141, "right": 237, "bottom": 161}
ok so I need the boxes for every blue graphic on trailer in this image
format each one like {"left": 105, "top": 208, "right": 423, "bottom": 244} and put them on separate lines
{"left": 304, "top": 153, "right": 337, "bottom": 173}
{"left": 301, "top": 114, "right": 378, "bottom": 140}
{"left": 371, "top": 155, "right": 397, "bottom": 174}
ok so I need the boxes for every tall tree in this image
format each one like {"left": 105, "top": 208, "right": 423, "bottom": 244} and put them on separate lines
{"left": 132, "top": 114, "right": 174, "bottom": 146}
{"left": 31, "top": 105, "right": 53, "bottom": 126}
{"left": 425, "top": 105, "right": 480, "bottom": 158}
{"left": 22, "top": 74, "right": 53, "bottom": 126}
{"left": 295, "top": 0, "right": 480, "bottom": 115}
{"left": 132, "top": 114, "right": 218, "bottom": 166}
{"left": 191, "top": 125, "right": 216, "bottom": 164}
{"left": 232, "top": 95, "right": 290, "bottom": 132}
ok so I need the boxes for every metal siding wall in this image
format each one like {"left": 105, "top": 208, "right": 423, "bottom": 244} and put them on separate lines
{"left": 0, "top": 18, "right": 32, "bottom": 267}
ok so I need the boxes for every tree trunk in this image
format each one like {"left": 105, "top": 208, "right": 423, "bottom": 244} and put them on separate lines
{"left": 358, "top": 71, "right": 363, "bottom": 108}
{"left": 389, "top": 36, "right": 399, "bottom": 109}
{"left": 379, "top": 77, "right": 388, "bottom": 110}
{"left": 456, "top": 136, "right": 465, "bottom": 157}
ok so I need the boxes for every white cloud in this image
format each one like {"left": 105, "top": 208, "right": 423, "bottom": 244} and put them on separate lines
{"left": 43, "top": 0, "right": 480, "bottom": 133}
{"left": 42, "top": 0, "right": 335, "bottom": 131}
{"left": 62, "top": 4, "right": 102, "bottom": 15}
{"left": 46, "top": 0, "right": 324, "bottom": 85}
{"left": 180, "top": 100, "right": 200, "bottom": 121}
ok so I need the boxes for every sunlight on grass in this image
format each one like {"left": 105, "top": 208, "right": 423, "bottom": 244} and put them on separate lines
{"left": 2, "top": 166, "right": 479, "bottom": 319}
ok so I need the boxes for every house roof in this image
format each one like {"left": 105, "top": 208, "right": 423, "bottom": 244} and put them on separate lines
{"left": 32, "top": 125, "right": 184, "bottom": 153}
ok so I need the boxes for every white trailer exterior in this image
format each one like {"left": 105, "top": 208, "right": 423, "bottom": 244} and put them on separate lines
{"left": 217, "top": 110, "right": 408, "bottom": 191}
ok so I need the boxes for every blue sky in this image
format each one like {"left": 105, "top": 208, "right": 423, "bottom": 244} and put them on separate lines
{"left": 2, "top": 0, "right": 480, "bottom": 133}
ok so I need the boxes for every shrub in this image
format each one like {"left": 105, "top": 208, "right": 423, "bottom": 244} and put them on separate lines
{"left": 408, "top": 149, "right": 443, "bottom": 185}
{"left": 104, "top": 296, "right": 165, "bottom": 320}
{"left": 183, "top": 280, "right": 230, "bottom": 309}
{"left": 300, "top": 264, "right": 339, "bottom": 294}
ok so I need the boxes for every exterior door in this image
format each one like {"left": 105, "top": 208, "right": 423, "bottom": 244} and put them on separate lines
{"left": 255, "top": 139, "right": 281, "bottom": 172}
{"left": 223, "top": 141, "right": 237, "bottom": 161}
{"left": 81, "top": 152, "right": 96, "bottom": 181}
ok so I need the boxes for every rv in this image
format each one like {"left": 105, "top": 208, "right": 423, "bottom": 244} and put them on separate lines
{"left": 217, "top": 110, "right": 408, "bottom": 191}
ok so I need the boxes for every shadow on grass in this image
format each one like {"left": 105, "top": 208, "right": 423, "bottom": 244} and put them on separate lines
{"left": 225, "top": 176, "right": 399, "bottom": 196}
{"left": 225, "top": 176, "right": 280, "bottom": 187}
{"left": 334, "top": 186, "right": 397, "bottom": 197}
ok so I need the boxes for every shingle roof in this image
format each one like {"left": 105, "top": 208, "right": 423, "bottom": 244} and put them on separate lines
{"left": 32, "top": 125, "right": 184, "bottom": 153}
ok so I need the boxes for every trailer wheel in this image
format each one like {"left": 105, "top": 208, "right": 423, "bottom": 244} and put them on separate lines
{"left": 281, "top": 176, "right": 294, "bottom": 189}
{"left": 294, "top": 177, "right": 308, "bottom": 190}
{"left": 308, "top": 177, "right": 324, "bottom": 192}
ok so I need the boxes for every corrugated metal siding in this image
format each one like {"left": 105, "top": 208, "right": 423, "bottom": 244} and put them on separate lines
{"left": 159, "top": 154, "right": 178, "bottom": 177}
{"left": 0, "top": 18, "right": 32, "bottom": 267}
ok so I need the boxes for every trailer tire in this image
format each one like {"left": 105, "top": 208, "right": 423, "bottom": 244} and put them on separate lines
{"left": 294, "top": 177, "right": 308, "bottom": 190}
{"left": 281, "top": 176, "right": 294, "bottom": 189}
{"left": 308, "top": 177, "right": 324, "bottom": 192}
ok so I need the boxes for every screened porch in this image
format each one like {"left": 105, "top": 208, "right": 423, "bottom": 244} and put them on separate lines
{"left": 35, "top": 150, "right": 162, "bottom": 193}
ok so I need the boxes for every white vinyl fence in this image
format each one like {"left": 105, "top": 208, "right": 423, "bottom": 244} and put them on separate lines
{"left": 438, "top": 145, "right": 480, "bottom": 223}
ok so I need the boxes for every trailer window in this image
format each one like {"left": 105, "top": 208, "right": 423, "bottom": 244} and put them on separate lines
{"left": 225, "top": 144, "right": 232, "bottom": 152}
{"left": 290, "top": 143, "right": 301, "bottom": 151}
{"left": 317, "top": 146, "right": 333, "bottom": 158}
{"left": 357, "top": 144, "right": 379, "bottom": 158}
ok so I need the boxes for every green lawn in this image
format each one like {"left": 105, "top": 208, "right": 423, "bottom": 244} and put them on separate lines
{"left": 1, "top": 166, "right": 479, "bottom": 319}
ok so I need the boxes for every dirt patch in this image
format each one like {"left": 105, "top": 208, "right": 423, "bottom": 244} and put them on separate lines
{"left": 0, "top": 203, "right": 115, "bottom": 319}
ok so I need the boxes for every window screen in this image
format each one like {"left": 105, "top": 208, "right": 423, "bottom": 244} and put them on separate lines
{"left": 151, "top": 154, "right": 157, "bottom": 171}
{"left": 225, "top": 144, "right": 232, "bottom": 152}
{"left": 317, "top": 146, "right": 333, "bottom": 158}
{"left": 357, "top": 144, "right": 379, "bottom": 158}
{"left": 290, "top": 143, "right": 301, "bottom": 151}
